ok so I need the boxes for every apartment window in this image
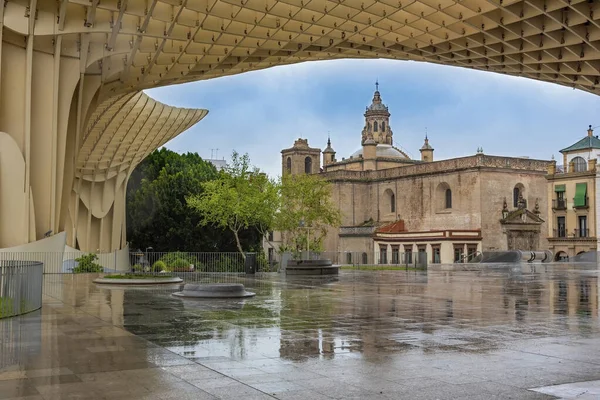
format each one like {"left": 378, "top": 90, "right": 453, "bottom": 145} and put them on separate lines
{"left": 578, "top": 215, "right": 588, "bottom": 238}
{"left": 454, "top": 245, "right": 464, "bottom": 263}
{"left": 432, "top": 246, "right": 441, "bottom": 264}
{"left": 391, "top": 246, "right": 400, "bottom": 264}
{"left": 268, "top": 231, "right": 274, "bottom": 241}
{"left": 379, "top": 244, "right": 388, "bottom": 264}
{"left": 557, "top": 216, "right": 566, "bottom": 238}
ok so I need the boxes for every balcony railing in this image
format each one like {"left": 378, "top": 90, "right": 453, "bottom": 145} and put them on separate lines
{"left": 551, "top": 229, "right": 592, "bottom": 239}
{"left": 553, "top": 229, "right": 567, "bottom": 238}
{"left": 573, "top": 196, "right": 589, "bottom": 209}
{"left": 552, "top": 199, "right": 567, "bottom": 210}
{"left": 574, "top": 228, "right": 590, "bottom": 238}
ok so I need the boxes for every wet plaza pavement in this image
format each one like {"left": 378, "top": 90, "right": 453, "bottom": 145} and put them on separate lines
{"left": 2, "top": 264, "right": 600, "bottom": 399}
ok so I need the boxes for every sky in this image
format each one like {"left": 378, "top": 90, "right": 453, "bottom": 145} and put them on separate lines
{"left": 146, "top": 59, "right": 600, "bottom": 178}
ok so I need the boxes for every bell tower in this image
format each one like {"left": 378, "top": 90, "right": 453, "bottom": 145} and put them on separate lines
{"left": 281, "top": 138, "right": 321, "bottom": 175}
{"left": 361, "top": 81, "right": 393, "bottom": 146}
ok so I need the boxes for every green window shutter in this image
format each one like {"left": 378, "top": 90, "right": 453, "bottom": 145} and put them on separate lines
{"left": 574, "top": 183, "right": 587, "bottom": 207}
{"left": 554, "top": 184, "right": 566, "bottom": 192}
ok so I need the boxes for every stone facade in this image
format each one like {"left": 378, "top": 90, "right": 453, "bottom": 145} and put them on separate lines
{"left": 281, "top": 138, "right": 321, "bottom": 176}
{"left": 321, "top": 155, "right": 551, "bottom": 263}
{"left": 278, "top": 86, "right": 553, "bottom": 264}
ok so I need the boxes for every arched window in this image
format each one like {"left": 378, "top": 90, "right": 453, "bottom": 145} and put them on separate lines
{"left": 513, "top": 184, "right": 525, "bottom": 208}
{"left": 573, "top": 156, "right": 587, "bottom": 172}
{"left": 383, "top": 189, "right": 395, "bottom": 214}
{"left": 367, "top": 122, "right": 371, "bottom": 132}
{"left": 373, "top": 121, "right": 378, "bottom": 132}
{"left": 286, "top": 157, "right": 291, "bottom": 173}
{"left": 436, "top": 182, "right": 451, "bottom": 211}
{"left": 382, "top": 121, "right": 386, "bottom": 131}
{"left": 304, "top": 157, "right": 312, "bottom": 174}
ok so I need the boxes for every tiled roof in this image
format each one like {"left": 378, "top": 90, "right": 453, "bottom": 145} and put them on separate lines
{"left": 560, "top": 136, "right": 600, "bottom": 153}
{"left": 376, "top": 220, "right": 405, "bottom": 234}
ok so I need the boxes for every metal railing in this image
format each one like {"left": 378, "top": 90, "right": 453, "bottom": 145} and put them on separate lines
{"left": 282, "top": 251, "right": 428, "bottom": 269}
{"left": 0, "top": 261, "right": 43, "bottom": 319}
{"left": 461, "top": 251, "right": 482, "bottom": 263}
{"left": 574, "top": 228, "right": 590, "bottom": 238}
{"left": 552, "top": 199, "right": 567, "bottom": 210}
{"left": 129, "top": 251, "right": 274, "bottom": 274}
{"left": 553, "top": 229, "right": 568, "bottom": 238}
{"left": 0, "top": 252, "right": 120, "bottom": 274}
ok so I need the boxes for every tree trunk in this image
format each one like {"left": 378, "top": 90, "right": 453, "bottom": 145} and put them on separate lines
{"left": 232, "top": 229, "right": 246, "bottom": 261}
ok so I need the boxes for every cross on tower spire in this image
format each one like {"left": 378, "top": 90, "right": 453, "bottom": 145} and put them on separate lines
{"left": 375, "top": 80, "right": 379, "bottom": 91}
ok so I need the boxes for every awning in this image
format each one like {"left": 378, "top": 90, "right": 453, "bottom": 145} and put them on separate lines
{"left": 574, "top": 183, "right": 587, "bottom": 207}
{"left": 554, "top": 184, "right": 566, "bottom": 192}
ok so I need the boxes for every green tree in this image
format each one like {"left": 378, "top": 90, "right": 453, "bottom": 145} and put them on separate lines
{"left": 276, "top": 173, "right": 341, "bottom": 256}
{"left": 126, "top": 149, "right": 261, "bottom": 252}
{"left": 187, "top": 152, "right": 279, "bottom": 259}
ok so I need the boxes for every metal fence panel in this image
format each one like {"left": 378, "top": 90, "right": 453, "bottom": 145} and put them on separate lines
{"left": 0, "top": 261, "right": 43, "bottom": 319}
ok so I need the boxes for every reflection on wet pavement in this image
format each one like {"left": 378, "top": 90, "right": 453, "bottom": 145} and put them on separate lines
{"left": 2, "top": 264, "right": 600, "bottom": 399}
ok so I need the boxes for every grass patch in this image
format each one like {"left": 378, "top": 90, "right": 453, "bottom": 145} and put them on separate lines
{"left": 0, "top": 296, "right": 13, "bottom": 318}
{"left": 340, "top": 265, "right": 424, "bottom": 271}
{"left": 104, "top": 274, "right": 175, "bottom": 279}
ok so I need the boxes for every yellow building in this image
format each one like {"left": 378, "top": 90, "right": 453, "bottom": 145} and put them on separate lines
{"left": 546, "top": 126, "right": 598, "bottom": 260}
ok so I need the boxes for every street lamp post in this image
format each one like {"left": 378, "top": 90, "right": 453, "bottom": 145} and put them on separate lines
{"left": 145, "top": 247, "right": 153, "bottom": 271}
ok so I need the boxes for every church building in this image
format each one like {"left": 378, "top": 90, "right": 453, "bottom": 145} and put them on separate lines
{"left": 280, "top": 84, "right": 553, "bottom": 265}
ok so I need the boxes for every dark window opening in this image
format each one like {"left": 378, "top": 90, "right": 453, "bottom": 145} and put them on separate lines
{"left": 379, "top": 245, "right": 388, "bottom": 264}
{"left": 432, "top": 246, "right": 441, "bottom": 263}
{"left": 391, "top": 246, "right": 399, "bottom": 264}
{"left": 304, "top": 157, "right": 312, "bottom": 174}
{"left": 445, "top": 189, "right": 452, "bottom": 209}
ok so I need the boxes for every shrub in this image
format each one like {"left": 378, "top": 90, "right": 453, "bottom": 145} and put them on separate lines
{"left": 159, "top": 252, "right": 197, "bottom": 269}
{"left": 73, "top": 253, "right": 103, "bottom": 273}
{"left": 152, "top": 260, "right": 167, "bottom": 272}
{"left": 170, "top": 258, "right": 190, "bottom": 271}
{"left": 131, "top": 264, "right": 143, "bottom": 273}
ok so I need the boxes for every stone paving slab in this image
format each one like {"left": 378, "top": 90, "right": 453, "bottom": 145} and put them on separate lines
{"left": 3, "top": 266, "right": 600, "bottom": 399}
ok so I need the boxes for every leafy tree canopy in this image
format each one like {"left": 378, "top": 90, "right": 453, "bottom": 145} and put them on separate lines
{"left": 126, "top": 148, "right": 261, "bottom": 252}
{"left": 187, "top": 151, "right": 279, "bottom": 259}
{"left": 275, "top": 173, "right": 342, "bottom": 254}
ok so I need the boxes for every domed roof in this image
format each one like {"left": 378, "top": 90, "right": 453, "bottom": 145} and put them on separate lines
{"left": 351, "top": 144, "right": 410, "bottom": 159}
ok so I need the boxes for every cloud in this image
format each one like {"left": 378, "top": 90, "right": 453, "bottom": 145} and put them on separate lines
{"left": 146, "top": 59, "right": 600, "bottom": 177}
